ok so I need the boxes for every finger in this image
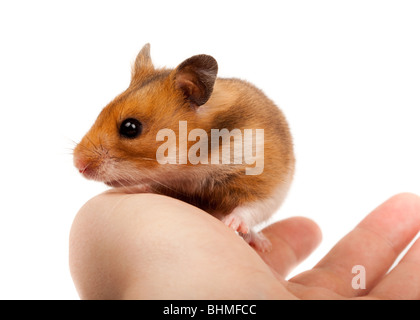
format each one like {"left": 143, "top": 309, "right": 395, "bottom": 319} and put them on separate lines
{"left": 289, "top": 193, "right": 420, "bottom": 297}
{"left": 366, "top": 237, "right": 420, "bottom": 300}
{"left": 258, "top": 217, "right": 322, "bottom": 278}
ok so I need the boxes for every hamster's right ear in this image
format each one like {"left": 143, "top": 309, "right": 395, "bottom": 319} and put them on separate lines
{"left": 173, "top": 54, "right": 218, "bottom": 109}
{"left": 131, "top": 43, "right": 155, "bottom": 81}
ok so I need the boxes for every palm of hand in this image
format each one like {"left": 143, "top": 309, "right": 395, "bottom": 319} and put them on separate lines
{"left": 70, "top": 192, "right": 420, "bottom": 299}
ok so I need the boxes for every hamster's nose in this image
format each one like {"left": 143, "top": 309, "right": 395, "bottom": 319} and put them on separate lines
{"left": 73, "top": 156, "right": 91, "bottom": 176}
{"left": 75, "top": 159, "right": 86, "bottom": 172}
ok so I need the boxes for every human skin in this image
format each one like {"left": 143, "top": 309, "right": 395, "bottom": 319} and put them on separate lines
{"left": 69, "top": 192, "right": 420, "bottom": 299}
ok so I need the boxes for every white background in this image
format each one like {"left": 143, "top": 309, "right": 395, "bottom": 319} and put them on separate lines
{"left": 0, "top": 0, "right": 419, "bottom": 299}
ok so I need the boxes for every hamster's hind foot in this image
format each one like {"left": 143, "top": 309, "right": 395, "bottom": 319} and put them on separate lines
{"left": 222, "top": 211, "right": 250, "bottom": 234}
{"left": 242, "top": 231, "right": 272, "bottom": 253}
{"left": 221, "top": 209, "right": 272, "bottom": 252}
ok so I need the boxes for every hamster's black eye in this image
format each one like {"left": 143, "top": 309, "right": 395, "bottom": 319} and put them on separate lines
{"left": 119, "top": 118, "right": 142, "bottom": 139}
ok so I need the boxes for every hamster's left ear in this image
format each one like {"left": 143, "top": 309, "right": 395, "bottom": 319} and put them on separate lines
{"left": 173, "top": 54, "right": 218, "bottom": 108}
{"left": 131, "top": 43, "right": 155, "bottom": 81}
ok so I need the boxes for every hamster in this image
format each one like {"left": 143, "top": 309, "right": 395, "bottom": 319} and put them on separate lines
{"left": 73, "top": 43, "right": 295, "bottom": 251}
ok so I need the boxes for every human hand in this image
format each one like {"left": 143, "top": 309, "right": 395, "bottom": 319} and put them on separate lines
{"left": 69, "top": 192, "right": 420, "bottom": 299}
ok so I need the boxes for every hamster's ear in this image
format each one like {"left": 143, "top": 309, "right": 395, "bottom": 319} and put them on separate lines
{"left": 173, "top": 54, "right": 218, "bottom": 108}
{"left": 131, "top": 43, "right": 154, "bottom": 81}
